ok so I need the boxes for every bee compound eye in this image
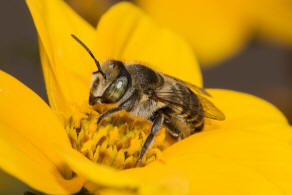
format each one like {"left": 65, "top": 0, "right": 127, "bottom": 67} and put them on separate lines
{"left": 101, "top": 76, "right": 128, "bottom": 103}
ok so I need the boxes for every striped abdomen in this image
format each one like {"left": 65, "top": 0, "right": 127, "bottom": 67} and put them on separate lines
{"left": 180, "top": 87, "right": 205, "bottom": 134}
{"left": 163, "top": 83, "right": 205, "bottom": 137}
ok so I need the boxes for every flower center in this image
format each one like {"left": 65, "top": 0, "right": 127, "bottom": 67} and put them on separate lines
{"left": 65, "top": 105, "right": 175, "bottom": 169}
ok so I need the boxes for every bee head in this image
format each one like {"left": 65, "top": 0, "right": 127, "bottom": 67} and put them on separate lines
{"left": 71, "top": 34, "right": 131, "bottom": 105}
{"left": 89, "top": 60, "right": 130, "bottom": 105}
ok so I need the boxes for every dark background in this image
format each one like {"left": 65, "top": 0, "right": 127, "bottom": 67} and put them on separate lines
{"left": 0, "top": 0, "right": 291, "bottom": 193}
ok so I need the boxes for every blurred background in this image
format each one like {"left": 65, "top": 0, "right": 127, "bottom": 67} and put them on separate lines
{"left": 0, "top": 0, "right": 291, "bottom": 194}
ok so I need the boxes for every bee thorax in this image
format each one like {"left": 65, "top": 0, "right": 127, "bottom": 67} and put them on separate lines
{"left": 129, "top": 94, "right": 165, "bottom": 119}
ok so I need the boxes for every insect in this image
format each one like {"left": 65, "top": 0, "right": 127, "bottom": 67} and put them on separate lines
{"left": 72, "top": 34, "right": 225, "bottom": 162}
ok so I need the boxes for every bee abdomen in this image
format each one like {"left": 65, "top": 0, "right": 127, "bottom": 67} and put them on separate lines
{"left": 184, "top": 112, "right": 204, "bottom": 132}
{"left": 185, "top": 100, "right": 205, "bottom": 134}
{"left": 191, "top": 118, "right": 204, "bottom": 133}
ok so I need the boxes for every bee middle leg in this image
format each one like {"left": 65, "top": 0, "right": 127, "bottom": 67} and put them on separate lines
{"left": 138, "top": 113, "right": 164, "bottom": 163}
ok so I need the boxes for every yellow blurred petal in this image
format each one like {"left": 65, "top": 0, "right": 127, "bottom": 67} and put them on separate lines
{"left": 59, "top": 147, "right": 189, "bottom": 195}
{"left": 26, "top": 0, "right": 96, "bottom": 115}
{"left": 95, "top": 2, "right": 202, "bottom": 86}
{"left": 246, "top": 0, "right": 292, "bottom": 45}
{"left": 0, "top": 71, "right": 83, "bottom": 194}
{"left": 67, "top": 0, "right": 112, "bottom": 26}
{"left": 137, "top": 0, "right": 251, "bottom": 65}
{"left": 126, "top": 89, "right": 292, "bottom": 194}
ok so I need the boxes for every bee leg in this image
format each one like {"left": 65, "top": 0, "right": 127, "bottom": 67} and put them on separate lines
{"left": 97, "top": 107, "right": 122, "bottom": 124}
{"left": 138, "top": 113, "right": 164, "bottom": 163}
{"left": 97, "top": 90, "right": 139, "bottom": 124}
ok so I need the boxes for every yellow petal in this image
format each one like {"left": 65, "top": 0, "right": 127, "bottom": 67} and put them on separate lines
{"left": 0, "top": 71, "right": 83, "bottom": 194}
{"left": 67, "top": 0, "right": 111, "bottom": 26}
{"left": 59, "top": 147, "right": 189, "bottom": 195}
{"left": 246, "top": 0, "right": 292, "bottom": 45}
{"left": 0, "top": 123, "right": 84, "bottom": 195}
{"left": 205, "top": 89, "right": 289, "bottom": 130}
{"left": 95, "top": 2, "right": 202, "bottom": 86}
{"left": 26, "top": 0, "right": 96, "bottom": 115}
{"left": 126, "top": 89, "right": 292, "bottom": 194}
{"left": 136, "top": 0, "right": 251, "bottom": 65}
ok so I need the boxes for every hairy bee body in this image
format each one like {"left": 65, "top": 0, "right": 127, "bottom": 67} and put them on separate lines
{"left": 88, "top": 60, "right": 225, "bottom": 162}
{"left": 125, "top": 64, "right": 204, "bottom": 138}
{"left": 72, "top": 34, "right": 225, "bottom": 162}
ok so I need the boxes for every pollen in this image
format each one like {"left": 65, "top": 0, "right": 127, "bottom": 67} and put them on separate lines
{"left": 65, "top": 105, "right": 175, "bottom": 169}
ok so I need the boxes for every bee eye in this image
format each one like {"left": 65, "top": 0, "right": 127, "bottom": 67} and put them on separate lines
{"left": 102, "top": 76, "right": 128, "bottom": 103}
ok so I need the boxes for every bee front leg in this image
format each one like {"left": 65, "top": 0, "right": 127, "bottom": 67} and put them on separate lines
{"left": 97, "top": 90, "right": 139, "bottom": 124}
{"left": 138, "top": 113, "right": 164, "bottom": 163}
{"left": 97, "top": 107, "right": 122, "bottom": 124}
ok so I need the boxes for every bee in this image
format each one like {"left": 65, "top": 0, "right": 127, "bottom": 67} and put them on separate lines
{"left": 72, "top": 34, "right": 225, "bottom": 162}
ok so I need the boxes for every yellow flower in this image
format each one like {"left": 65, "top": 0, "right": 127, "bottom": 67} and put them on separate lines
{"left": 136, "top": 0, "right": 292, "bottom": 65}
{"left": 66, "top": 0, "right": 113, "bottom": 26}
{"left": 0, "top": 0, "right": 292, "bottom": 194}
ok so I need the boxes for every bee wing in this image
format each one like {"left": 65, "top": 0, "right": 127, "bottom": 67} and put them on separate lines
{"left": 196, "top": 94, "right": 225, "bottom": 120}
{"left": 153, "top": 88, "right": 225, "bottom": 121}
{"left": 164, "top": 74, "right": 211, "bottom": 97}
{"left": 183, "top": 82, "right": 211, "bottom": 97}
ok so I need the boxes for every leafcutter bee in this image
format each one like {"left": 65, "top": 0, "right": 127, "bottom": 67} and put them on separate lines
{"left": 72, "top": 34, "right": 225, "bottom": 162}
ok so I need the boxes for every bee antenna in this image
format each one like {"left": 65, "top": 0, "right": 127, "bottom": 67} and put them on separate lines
{"left": 71, "top": 34, "right": 106, "bottom": 79}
